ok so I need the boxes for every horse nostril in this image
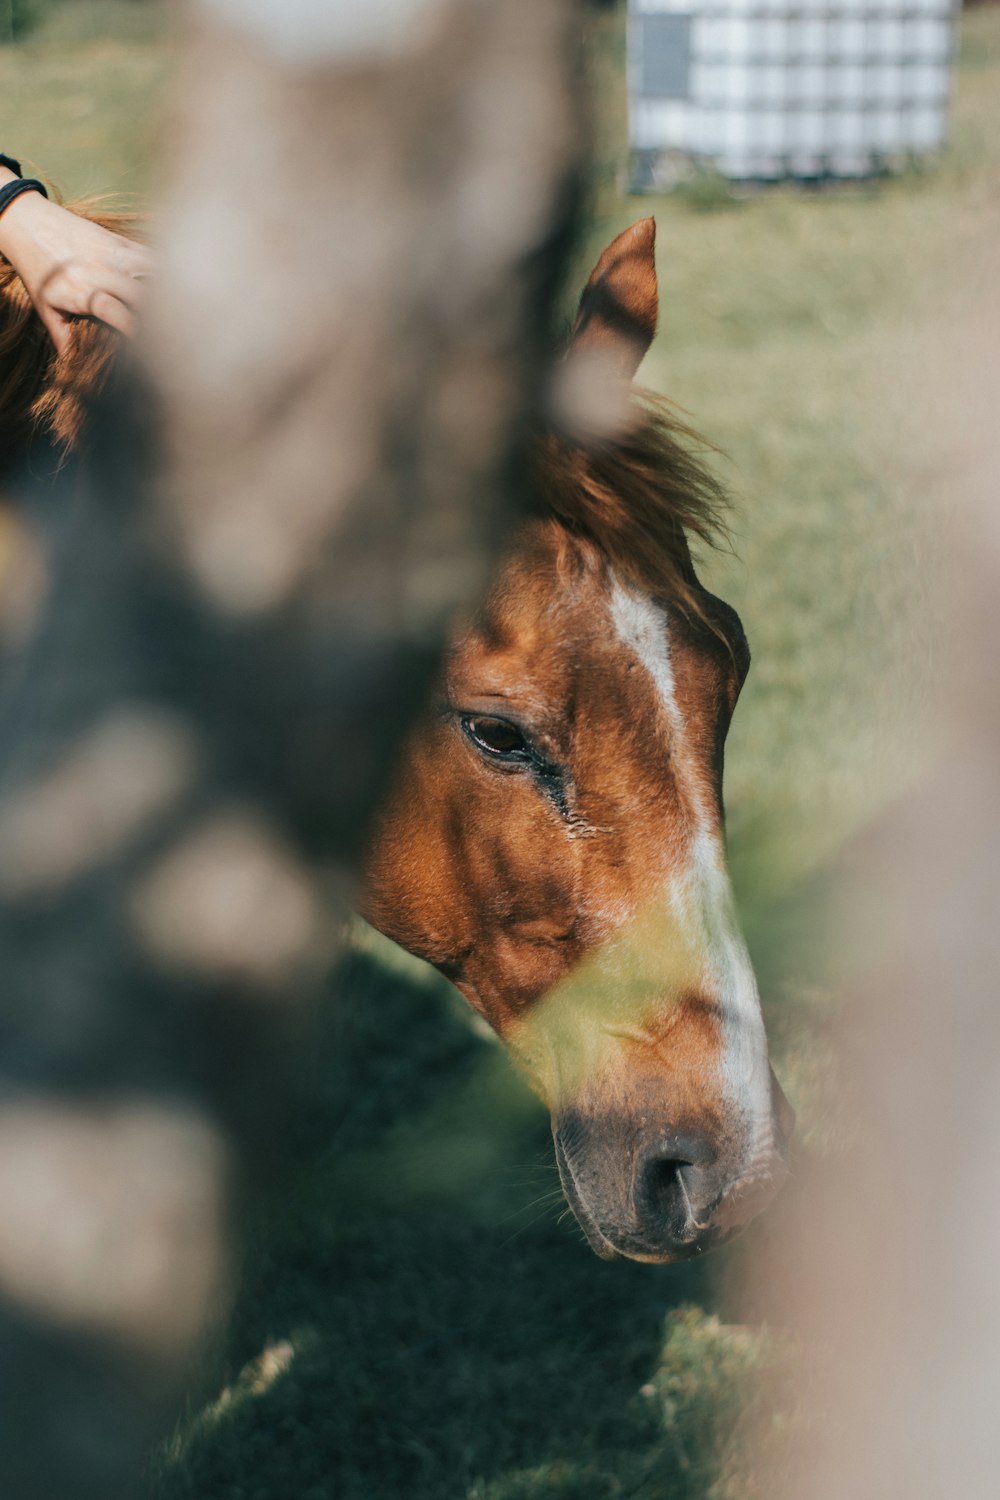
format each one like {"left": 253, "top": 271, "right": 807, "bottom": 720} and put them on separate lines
{"left": 635, "top": 1151, "right": 695, "bottom": 1234}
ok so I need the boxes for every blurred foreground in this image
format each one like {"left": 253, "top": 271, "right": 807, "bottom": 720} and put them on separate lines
{"left": 0, "top": 5, "right": 998, "bottom": 1499}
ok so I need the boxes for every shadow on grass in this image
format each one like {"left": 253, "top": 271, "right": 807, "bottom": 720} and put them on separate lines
{"left": 151, "top": 937, "right": 743, "bottom": 1500}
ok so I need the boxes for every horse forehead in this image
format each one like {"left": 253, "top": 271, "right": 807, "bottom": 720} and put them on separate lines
{"left": 454, "top": 547, "right": 696, "bottom": 727}
{"left": 455, "top": 552, "right": 606, "bottom": 683}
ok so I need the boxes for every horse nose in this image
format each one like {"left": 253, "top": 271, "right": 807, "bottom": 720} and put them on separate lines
{"left": 553, "top": 1107, "right": 790, "bottom": 1263}
{"left": 632, "top": 1134, "right": 716, "bottom": 1245}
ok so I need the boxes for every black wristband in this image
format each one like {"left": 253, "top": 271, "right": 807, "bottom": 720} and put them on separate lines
{"left": 0, "top": 178, "right": 49, "bottom": 221}
{"left": 0, "top": 153, "right": 23, "bottom": 177}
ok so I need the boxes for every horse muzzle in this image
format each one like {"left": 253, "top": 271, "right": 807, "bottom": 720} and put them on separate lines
{"left": 552, "top": 1082, "right": 793, "bottom": 1264}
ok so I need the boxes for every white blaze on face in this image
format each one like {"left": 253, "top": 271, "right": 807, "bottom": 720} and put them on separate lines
{"left": 607, "top": 576, "right": 774, "bottom": 1157}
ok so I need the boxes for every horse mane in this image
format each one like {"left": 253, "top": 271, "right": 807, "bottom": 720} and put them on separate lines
{"left": 0, "top": 204, "right": 136, "bottom": 458}
{"left": 536, "top": 390, "right": 731, "bottom": 624}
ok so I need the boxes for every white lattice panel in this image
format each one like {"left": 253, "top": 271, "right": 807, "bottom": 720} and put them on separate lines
{"left": 629, "top": 0, "right": 956, "bottom": 184}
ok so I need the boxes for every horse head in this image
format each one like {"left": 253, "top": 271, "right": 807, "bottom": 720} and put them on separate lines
{"left": 363, "top": 219, "right": 793, "bottom": 1263}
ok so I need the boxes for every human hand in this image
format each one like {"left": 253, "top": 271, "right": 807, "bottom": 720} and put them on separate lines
{"left": 0, "top": 175, "right": 153, "bottom": 353}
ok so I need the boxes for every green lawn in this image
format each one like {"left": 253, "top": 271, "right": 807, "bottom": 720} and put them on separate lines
{"left": 3, "top": 5, "right": 998, "bottom": 1497}
{"left": 0, "top": 1, "right": 171, "bottom": 200}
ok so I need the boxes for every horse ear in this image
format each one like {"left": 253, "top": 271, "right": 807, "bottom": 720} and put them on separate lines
{"left": 568, "top": 218, "right": 658, "bottom": 380}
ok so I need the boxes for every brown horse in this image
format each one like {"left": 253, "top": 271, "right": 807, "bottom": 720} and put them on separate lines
{"left": 1, "top": 213, "right": 792, "bottom": 1264}
{"left": 363, "top": 220, "right": 793, "bottom": 1262}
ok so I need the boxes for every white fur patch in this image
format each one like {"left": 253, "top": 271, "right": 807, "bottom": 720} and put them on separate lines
{"left": 607, "top": 577, "right": 773, "bottom": 1148}
{"left": 607, "top": 577, "right": 681, "bottom": 723}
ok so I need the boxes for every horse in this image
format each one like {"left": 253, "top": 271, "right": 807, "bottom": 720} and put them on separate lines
{"left": 0, "top": 212, "right": 792, "bottom": 1265}
{"left": 362, "top": 218, "right": 793, "bottom": 1262}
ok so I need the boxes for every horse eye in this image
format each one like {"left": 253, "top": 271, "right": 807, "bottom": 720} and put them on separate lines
{"left": 462, "top": 715, "right": 529, "bottom": 758}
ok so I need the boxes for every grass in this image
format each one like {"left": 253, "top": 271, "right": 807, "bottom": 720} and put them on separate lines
{"left": 0, "top": 1, "right": 172, "bottom": 200}
{"left": 151, "top": 935, "right": 797, "bottom": 1500}
{"left": 3, "top": 4, "right": 999, "bottom": 1496}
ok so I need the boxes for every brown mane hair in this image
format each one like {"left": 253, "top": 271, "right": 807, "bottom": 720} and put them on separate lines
{"left": 536, "top": 390, "right": 731, "bottom": 624}
{"left": 0, "top": 205, "right": 137, "bottom": 458}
